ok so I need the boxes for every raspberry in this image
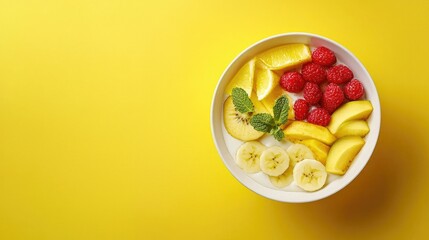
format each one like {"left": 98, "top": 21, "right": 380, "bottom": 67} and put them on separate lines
{"left": 279, "top": 71, "right": 305, "bottom": 93}
{"left": 326, "top": 64, "right": 354, "bottom": 84}
{"left": 312, "top": 47, "right": 336, "bottom": 66}
{"left": 303, "top": 82, "right": 322, "bottom": 105}
{"left": 344, "top": 79, "right": 364, "bottom": 100}
{"left": 307, "top": 108, "right": 331, "bottom": 126}
{"left": 301, "top": 62, "right": 326, "bottom": 84}
{"left": 321, "top": 83, "right": 344, "bottom": 113}
{"left": 293, "top": 99, "right": 310, "bottom": 120}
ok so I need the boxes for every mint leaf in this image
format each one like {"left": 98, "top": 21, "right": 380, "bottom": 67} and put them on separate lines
{"left": 270, "top": 127, "right": 285, "bottom": 141}
{"left": 273, "top": 95, "right": 289, "bottom": 125}
{"left": 238, "top": 93, "right": 287, "bottom": 142}
{"left": 250, "top": 113, "right": 275, "bottom": 133}
{"left": 232, "top": 88, "right": 254, "bottom": 113}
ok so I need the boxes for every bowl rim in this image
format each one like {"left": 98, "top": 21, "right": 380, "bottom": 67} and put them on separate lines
{"left": 210, "top": 32, "right": 381, "bottom": 203}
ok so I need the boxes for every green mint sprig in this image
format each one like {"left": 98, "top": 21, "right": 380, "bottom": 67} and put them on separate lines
{"left": 249, "top": 113, "right": 276, "bottom": 132}
{"left": 273, "top": 95, "right": 289, "bottom": 125}
{"left": 271, "top": 127, "right": 285, "bottom": 141}
{"left": 231, "top": 88, "right": 254, "bottom": 114}
{"left": 229, "top": 87, "right": 289, "bottom": 142}
{"left": 250, "top": 95, "right": 289, "bottom": 141}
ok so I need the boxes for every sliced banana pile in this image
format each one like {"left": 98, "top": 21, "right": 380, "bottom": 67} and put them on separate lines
{"left": 235, "top": 141, "right": 328, "bottom": 192}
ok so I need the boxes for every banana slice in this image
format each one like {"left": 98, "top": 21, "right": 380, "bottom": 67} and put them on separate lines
{"left": 287, "top": 144, "right": 315, "bottom": 167}
{"left": 293, "top": 159, "right": 327, "bottom": 192}
{"left": 260, "top": 146, "right": 290, "bottom": 176}
{"left": 269, "top": 166, "right": 293, "bottom": 188}
{"left": 235, "top": 141, "right": 266, "bottom": 173}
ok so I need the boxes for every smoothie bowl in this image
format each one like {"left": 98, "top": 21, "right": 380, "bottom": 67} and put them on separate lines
{"left": 210, "top": 33, "right": 380, "bottom": 203}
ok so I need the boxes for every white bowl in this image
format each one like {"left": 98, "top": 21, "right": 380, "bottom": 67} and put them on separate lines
{"left": 210, "top": 33, "right": 381, "bottom": 203}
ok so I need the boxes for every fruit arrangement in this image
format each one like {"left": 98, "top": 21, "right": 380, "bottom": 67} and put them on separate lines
{"left": 223, "top": 44, "right": 373, "bottom": 192}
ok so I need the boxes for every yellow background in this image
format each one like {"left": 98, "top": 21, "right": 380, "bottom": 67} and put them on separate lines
{"left": 0, "top": 0, "right": 428, "bottom": 239}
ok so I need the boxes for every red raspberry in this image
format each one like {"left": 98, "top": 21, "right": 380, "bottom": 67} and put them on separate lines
{"left": 307, "top": 108, "right": 331, "bottom": 126}
{"left": 344, "top": 79, "right": 364, "bottom": 100}
{"left": 321, "top": 83, "right": 345, "bottom": 113}
{"left": 301, "top": 62, "right": 326, "bottom": 84}
{"left": 312, "top": 47, "right": 336, "bottom": 66}
{"left": 293, "top": 99, "right": 310, "bottom": 120}
{"left": 303, "top": 82, "right": 322, "bottom": 105}
{"left": 326, "top": 64, "right": 354, "bottom": 84}
{"left": 279, "top": 71, "right": 305, "bottom": 93}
